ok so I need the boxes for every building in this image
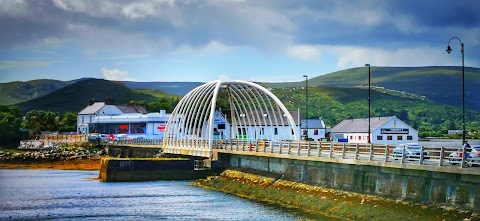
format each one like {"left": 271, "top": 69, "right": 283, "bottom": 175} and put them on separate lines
{"left": 77, "top": 100, "right": 158, "bottom": 136}
{"left": 300, "top": 118, "right": 327, "bottom": 141}
{"left": 330, "top": 116, "right": 418, "bottom": 145}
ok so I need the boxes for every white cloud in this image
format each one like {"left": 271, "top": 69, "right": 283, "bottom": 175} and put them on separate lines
{"left": 318, "top": 45, "right": 456, "bottom": 68}
{"left": 121, "top": 2, "right": 156, "bottom": 20}
{"left": 287, "top": 45, "right": 320, "bottom": 61}
{"left": 0, "top": 0, "right": 27, "bottom": 16}
{"left": 101, "top": 67, "right": 135, "bottom": 81}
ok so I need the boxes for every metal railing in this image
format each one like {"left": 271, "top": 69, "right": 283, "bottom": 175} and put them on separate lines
{"left": 103, "top": 138, "right": 479, "bottom": 168}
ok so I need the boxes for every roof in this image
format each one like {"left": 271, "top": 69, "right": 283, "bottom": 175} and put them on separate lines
{"left": 300, "top": 119, "right": 325, "bottom": 129}
{"left": 117, "top": 105, "right": 148, "bottom": 114}
{"left": 330, "top": 116, "right": 396, "bottom": 133}
{"left": 78, "top": 102, "right": 105, "bottom": 114}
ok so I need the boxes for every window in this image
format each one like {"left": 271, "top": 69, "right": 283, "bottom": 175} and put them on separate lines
{"left": 377, "top": 135, "right": 383, "bottom": 140}
{"left": 358, "top": 136, "right": 361, "bottom": 140}
{"left": 81, "top": 116, "right": 84, "bottom": 124}
{"left": 314, "top": 129, "right": 319, "bottom": 135}
{"left": 407, "top": 136, "right": 413, "bottom": 140}
{"left": 350, "top": 136, "right": 353, "bottom": 140}
{"left": 387, "top": 136, "right": 393, "bottom": 140}
{"left": 291, "top": 129, "right": 294, "bottom": 135}
{"left": 274, "top": 128, "right": 278, "bottom": 135}
{"left": 89, "top": 116, "right": 92, "bottom": 122}
{"left": 397, "top": 136, "right": 403, "bottom": 140}
{"left": 303, "top": 129, "right": 307, "bottom": 135}
{"left": 260, "top": 128, "right": 264, "bottom": 135}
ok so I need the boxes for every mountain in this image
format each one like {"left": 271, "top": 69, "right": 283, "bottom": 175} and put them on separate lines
{"left": 264, "top": 66, "right": 480, "bottom": 112}
{"left": 16, "top": 79, "right": 160, "bottom": 113}
{"left": 122, "top": 81, "right": 203, "bottom": 95}
{"left": 0, "top": 79, "right": 68, "bottom": 105}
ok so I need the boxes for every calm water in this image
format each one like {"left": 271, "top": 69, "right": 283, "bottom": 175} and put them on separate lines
{"left": 418, "top": 139, "right": 480, "bottom": 147}
{"left": 0, "top": 170, "right": 337, "bottom": 220}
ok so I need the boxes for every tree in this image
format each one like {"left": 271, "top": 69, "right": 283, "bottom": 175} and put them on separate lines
{"left": 0, "top": 105, "right": 22, "bottom": 145}
{"left": 23, "top": 110, "right": 58, "bottom": 132}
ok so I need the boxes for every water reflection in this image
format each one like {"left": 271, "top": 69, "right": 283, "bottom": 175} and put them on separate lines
{"left": 0, "top": 169, "right": 337, "bottom": 220}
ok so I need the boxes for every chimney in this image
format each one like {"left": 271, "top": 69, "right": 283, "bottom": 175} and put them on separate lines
{"left": 105, "top": 97, "right": 115, "bottom": 105}
{"left": 160, "top": 110, "right": 166, "bottom": 116}
{"left": 88, "top": 98, "right": 96, "bottom": 106}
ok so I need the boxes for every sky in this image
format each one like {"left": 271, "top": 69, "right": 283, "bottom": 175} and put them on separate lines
{"left": 0, "top": 0, "right": 479, "bottom": 83}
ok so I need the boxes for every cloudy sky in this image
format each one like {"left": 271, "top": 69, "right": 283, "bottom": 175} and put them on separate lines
{"left": 0, "top": 0, "right": 479, "bottom": 83}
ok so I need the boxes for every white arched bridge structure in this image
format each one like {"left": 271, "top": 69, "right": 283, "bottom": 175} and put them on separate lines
{"left": 162, "top": 80, "right": 300, "bottom": 158}
{"left": 103, "top": 80, "right": 479, "bottom": 168}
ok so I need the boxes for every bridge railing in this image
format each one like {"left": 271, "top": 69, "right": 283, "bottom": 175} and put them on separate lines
{"left": 214, "top": 140, "right": 476, "bottom": 168}
{"left": 102, "top": 138, "right": 477, "bottom": 168}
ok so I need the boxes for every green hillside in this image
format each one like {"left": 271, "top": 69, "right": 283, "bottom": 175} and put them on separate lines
{"left": 265, "top": 66, "right": 480, "bottom": 112}
{"left": 16, "top": 79, "right": 160, "bottom": 113}
{"left": 0, "top": 79, "right": 68, "bottom": 105}
{"left": 270, "top": 86, "right": 480, "bottom": 137}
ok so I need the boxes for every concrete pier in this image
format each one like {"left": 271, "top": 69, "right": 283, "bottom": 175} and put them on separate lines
{"left": 99, "top": 158, "right": 220, "bottom": 182}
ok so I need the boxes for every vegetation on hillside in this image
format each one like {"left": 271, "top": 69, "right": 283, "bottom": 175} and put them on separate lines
{"left": 265, "top": 66, "right": 480, "bottom": 113}
{"left": 0, "top": 79, "right": 68, "bottom": 105}
{"left": 270, "top": 86, "right": 480, "bottom": 138}
{"left": 15, "top": 79, "right": 160, "bottom": 113}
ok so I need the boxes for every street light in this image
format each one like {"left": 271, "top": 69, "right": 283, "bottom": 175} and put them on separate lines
{"left": 365, "top": 64, "right": 371, "bottom": 144}
{"left": 303, "top": 75, "right": 308, "bottom": 140}
{"left": 446, "top": 37, "right": 465, "bottom": 143}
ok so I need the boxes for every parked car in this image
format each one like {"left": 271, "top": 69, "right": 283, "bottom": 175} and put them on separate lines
{"left": 448, "top": 145, "right": 480, "bottom": 166}
{"left": 393, "top": 143, "right": 429, "bottom": 159}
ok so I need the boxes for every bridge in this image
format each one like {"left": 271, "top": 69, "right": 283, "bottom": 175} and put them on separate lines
{"left": 103, "top": 80, "right": 480, "bottom": 210}
{"left": 105, "top": 80, "right": 478, "bottom": 170}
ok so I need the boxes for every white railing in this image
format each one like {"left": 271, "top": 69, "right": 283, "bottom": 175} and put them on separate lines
{"left": 103, "top": 138, "right": 479, "bottom": 168}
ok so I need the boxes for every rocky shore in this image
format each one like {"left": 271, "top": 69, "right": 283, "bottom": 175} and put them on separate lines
{"left": 0, "top": 148, "right": 105, "bottom": 161}
{"left": 0, "top": 142, "right": 106, "bottom": 170}
{"left": 193, "top": 169, "right": 479, "bottom": 221}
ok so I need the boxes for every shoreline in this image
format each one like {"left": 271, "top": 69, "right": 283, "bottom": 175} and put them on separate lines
{"left": 193, "top": 169, "right": 478, "bottom": 221}
{"left": 0, "top": 158, "right": 101, "bottom": 170}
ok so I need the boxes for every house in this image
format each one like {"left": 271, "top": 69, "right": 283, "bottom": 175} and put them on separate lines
{"left": 300, "top": 118, "right": 327, "bottom": 141}
{"left": 330, "top": 116, "right": 418, "bottom": 145}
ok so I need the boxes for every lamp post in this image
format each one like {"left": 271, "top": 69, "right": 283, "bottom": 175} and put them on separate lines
{"left": 365, "top": 64, "right": 371, "bottom": 144}
{"left": 303, "top": 75, "right": 308, "bottom": 140}
{"left": 446, "top": 37, "right": 465, "bottom": 143}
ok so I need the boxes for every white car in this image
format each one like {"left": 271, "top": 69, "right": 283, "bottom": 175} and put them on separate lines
{"left": 393, "top": 143, "right": 429, "bottom": 159}
{"left": 448, "top": 145, "right": 480, "bottom": 166}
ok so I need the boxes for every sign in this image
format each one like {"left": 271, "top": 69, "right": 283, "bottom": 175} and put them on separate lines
{"left": 119, "top": 125, "right": 128, "bottom": 129}
{"left": 154, "top": 123, "right": 166, "bottom": 135}
{"left": 381, "top": 128, "right": 409, "bottom": 134}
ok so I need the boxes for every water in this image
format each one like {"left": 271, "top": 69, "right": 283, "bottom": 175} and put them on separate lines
{"left": 418, "top": 139, "right": 480, "bottom": 147}
{"left": 0, "top": 170, "right": 336, "bottom": 220}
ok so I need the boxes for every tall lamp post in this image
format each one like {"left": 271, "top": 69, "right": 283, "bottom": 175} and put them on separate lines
{"left": 365, "top": 64, "right": 371, "bottom": 144}
{"left": 303, "top": 75, "right": 308, "bottom": 140}
{"left": 446, "top": 37, "right": 465, "bottom": 143}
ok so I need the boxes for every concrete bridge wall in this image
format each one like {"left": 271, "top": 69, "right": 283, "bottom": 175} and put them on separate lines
{"left": 224, "top": 153, "right": 480, "bottom": 210}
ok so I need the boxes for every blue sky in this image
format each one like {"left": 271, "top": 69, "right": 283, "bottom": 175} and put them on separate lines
{"left": 0, "top": 0, "right": 479, "bottom": 83}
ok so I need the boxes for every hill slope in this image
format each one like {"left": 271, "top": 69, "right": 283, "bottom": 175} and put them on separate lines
{"left": 265, "top": 66, "right": 480, "bottom": 112}
{"left": 122, "top": 81, "right": 203, "bottom": 95}
{"left": 16, "top": 79, "right": 160, "bottom": 113}
{"left": 0, "top": 79, "right": 68, "bottom": 105}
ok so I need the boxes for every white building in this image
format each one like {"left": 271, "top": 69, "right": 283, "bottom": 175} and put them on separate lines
{"left": 330, "top": 116, "right": 418, "bottom": 145}
{"left": 300, "top": 118, "right": 327, "bottom": 141}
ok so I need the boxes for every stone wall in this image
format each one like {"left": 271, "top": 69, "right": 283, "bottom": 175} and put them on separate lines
{"left": 225, "top": 154, "right": 480, "bottom": 211}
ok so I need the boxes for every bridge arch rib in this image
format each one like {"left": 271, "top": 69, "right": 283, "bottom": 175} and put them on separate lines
{"left": 163, "top": 80, "right": 299, "bottom": 158}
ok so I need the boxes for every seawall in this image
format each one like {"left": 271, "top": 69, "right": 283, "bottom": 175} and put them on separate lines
{"left": 99, "top": 158, "right": 223, "bottom": 182}
{"left": 222, "top": 153, "right": 480, "bottom": 211}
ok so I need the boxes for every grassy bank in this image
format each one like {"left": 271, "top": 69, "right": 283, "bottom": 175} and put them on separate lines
{"left": 193, "top": 169, "right": 478, "bottom": 221}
